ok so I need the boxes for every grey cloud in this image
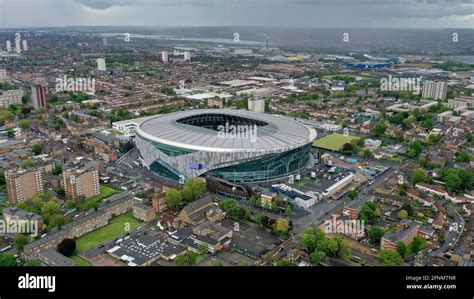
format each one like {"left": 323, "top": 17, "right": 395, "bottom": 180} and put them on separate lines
{"left": 0, "top": 0, "right": 472, "bottom": 28}
{"left": 75, "top": 0, "right": 133, "bottom": 10}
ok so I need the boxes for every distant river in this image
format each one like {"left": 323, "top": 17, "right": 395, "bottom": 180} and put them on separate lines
{"left": 444, "top": 55, "right": 474, "bottom": 64}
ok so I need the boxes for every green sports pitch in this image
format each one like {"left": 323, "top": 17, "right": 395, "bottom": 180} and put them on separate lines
{"left": 312, "top": 133, "right": 359, "bottom": 151}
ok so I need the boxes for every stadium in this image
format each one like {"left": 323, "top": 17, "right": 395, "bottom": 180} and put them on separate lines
{"left": 135, "top": 109, "right": 317, "bottom": 183}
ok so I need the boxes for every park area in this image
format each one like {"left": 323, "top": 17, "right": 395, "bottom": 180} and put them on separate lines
{"left": 70, "top": 255, "right": 92, "bottom": 266}
{"left": 313, "top": 133, "right": 359, "bottom": 151}
{"left": 75, "top": 213, "right": 142, "bottom": 253}
{"left": 78, "top": 185, "right": 122, "bottom": 210}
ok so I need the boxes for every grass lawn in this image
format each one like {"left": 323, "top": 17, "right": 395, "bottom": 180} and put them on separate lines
{"left": 70, "top": 255, "right": 92, "bottom": 266}
{"left": 196, "top": 254, "right": 209, "bottom": 265}
{"left": 79, "top": 185, "right": 122, "bottom": 210}
{"left": 75, "top": 213, "right": 142, "bottom": 253}
{"left": 313, "top": 133, "right": 359, "bottom": 151}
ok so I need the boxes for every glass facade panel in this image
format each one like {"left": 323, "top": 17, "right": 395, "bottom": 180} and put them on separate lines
{"left": 208, "top": 144, "right": 310, "bottom": 182}
{"left": 151, "top": 141, "right": 195, "bottom": 157}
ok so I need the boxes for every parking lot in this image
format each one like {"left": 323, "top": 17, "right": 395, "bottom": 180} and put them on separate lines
{"left": 290, "top": 165, "right": 355, "bottom": 195}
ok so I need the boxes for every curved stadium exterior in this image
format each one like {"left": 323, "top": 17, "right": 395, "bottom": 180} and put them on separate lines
{"left": 135, "top": 109, "right": 317, "bottom": 183}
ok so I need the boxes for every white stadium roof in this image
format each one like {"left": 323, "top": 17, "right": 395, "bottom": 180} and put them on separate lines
{"left": 136, "top": 109, "right": 316, "bottom": 153}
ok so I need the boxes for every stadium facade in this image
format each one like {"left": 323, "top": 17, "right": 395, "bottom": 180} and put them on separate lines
{"left": 135, "top": 109, "right": 317, "bottom": 183}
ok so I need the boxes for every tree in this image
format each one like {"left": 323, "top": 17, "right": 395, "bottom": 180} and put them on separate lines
{"left": 396, "top": 242, "right": 407, "bottom": 259}
{"left": 438, "top": 230, "right": 446, "bottom": 241}
{"left": 57, "top": 238, "right": 76, "bottom": 257}
{"left": 64, "top": 199, "right": 76, "bottom": 209}
{"left": 18, "top": 119, "right": 30, "bottom": 130}
{"left": 411, "top": 168, "right": 426, "bottom": 186}
{"left": 174, "top": 251, "right": 197, "bottom": 266}
{"left": 442, "top": 168, "right": 474, "bottom": 193}
{"left": 20, "top": 159, "right": 35, "bottom": 169}
{"left": 181, "top": 187, "right": 194, "bottom": 202}
{"left": 410, "top": 141, "right": 423, "bottom": 157}
{"left": 275, "top": 259, "right": 293, "bottom": 266}
{"left": 270, "top": 202, "right": 278, "bottom": 212}
{"left": 14, "top": 235, "right": 30, "bottom": 252}
{"left": 456, "top": 152, "right": 470, "bottom": 163}
{"left": 285, "top": 206, "right": 293, "bottom": 217}
{"left": 372, "top": 124, "right": 387, "bottom": 136}
{"left": 401, "top": 203, "right": 414, "bottom": 217}
{"left": 301, "top": 228, "right": 327, "bottom": 253}
{"left": 399, "top": 183, "right": 408, "bottom": 196}
{"left": 358, "top": 202, "right": 381, "bottom": 224}
{"left": 183, "top": 178, "right": 206, "bottom": 200}
{"left": 41, "top": 200, "right": 61, "bottom": 216}
{"left": 428, "top": 134, "right": 442, "bottom": 145}
{"left": 273, "top": 218, "right": 289, "bottom": 234}
{"left": 421, "top": 118, "right": 434, "bottom": 130}
{"left": 398, "top": 210, "right": 408, "bottom": 219}
{"left": 378, "top": 250, "right": 403, "bottom": 266}
{"left": 25, "top": 259, "right": 43, "bottom": 266}
{"left": 31, "top": 144, "right": 42, "bottom": 155}
{"left": 213, "top": 261, "right": 224, "bottom": 266}
{"left": 0, "top": 253, "right": 18, "bottom": 266}
{"left": 46, "top": 214, "right": 66, "bottom": 230}
{"left": 326, "top": 237, "right": 351, "bottom": 260}
{"left": 230, "top": 206, "right": 246, "bottom": 219}
{"left": 52, "top": 164, "right": 63, "bottom": 175}
{"left": 309, "top": 251, "right": 325, "bottom": 264}
{"left": 444, "top": 173, "right": 462, "bottom": 193}
{"left": 342, "top": 143, "right": 353, "bottom": 153}
{"left": 363, "top": 149, "right": 373, "bottom": 159}
{"left": 368, "top": 226, "right": 385, "bottom": 244}
{"left": 198, "top": 244, "right": 208, "bottom": 255}
{"left": 218, "top": 199, "right": 237, "bottom": 213}
{"left": 6, "top": 128, "right": 14, "bottom": 138}
{"left": 0, "top": 170, "right": 5, "bottom": 185}
{"left": 56, "top": 187, "right": 66, "bottom": 198}
{"left": 256, "top": 213, "right": 267, "bottom": 226}
{"left": 301, "top": 228, "right": 351, "bottom": 261}
{"left": 409, "top": 237, "right": 425, "bottom": 254}
{"left": 165, "top": 189, "right": 182, "bottom": 209}
{"left": 347, "top": 190, "right": 358, "bottom": 200}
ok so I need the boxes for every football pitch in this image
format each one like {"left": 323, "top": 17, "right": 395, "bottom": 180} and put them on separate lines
{"left": 312, "top": 133, "right": 359, "bottom": 151}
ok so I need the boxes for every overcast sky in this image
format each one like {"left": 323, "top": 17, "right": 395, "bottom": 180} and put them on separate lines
{"left": 0, "top": 0, "right": 473, "bottom": 28}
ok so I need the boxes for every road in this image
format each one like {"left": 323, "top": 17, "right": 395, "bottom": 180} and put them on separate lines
{"left": 429, "top": 203, "right": 465, "bottom": 257}
{"left": 352, "top": 250, "right": 379, "bottom": 266}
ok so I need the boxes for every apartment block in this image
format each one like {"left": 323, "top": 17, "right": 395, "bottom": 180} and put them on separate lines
{"left": 31, "top": 83, "right": 48, "bottom": 110}
{"left": 63, "top": 167, "right": 100, "bottom": 200}
{"left": 3, "top": 207, "right": 44, "bottom": 232}
{"left": 447, "top": 96, "right": 474, "bottom": 109}
{"left": 421, "top": 81, "right": 447, "bottom": 100}
{"left": 0, "top": 90, "right": 23, "bottom": 107}
{"left": 24, "top": 193, "right": 134, "bottom": 259}
{"left": 248, "top": 98, "right": 265, "bottom": 113}
{"left": 132, "top": 202, "right": 156, "bottom": 222}
{"left": 0, "top": 69, "right": 8, "bottom": 81}
{"left": 6, "top": 168, "right": 44, "bottom": 204}
{"left": 381, "top": 220, "right": 419, "bottom": 251}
